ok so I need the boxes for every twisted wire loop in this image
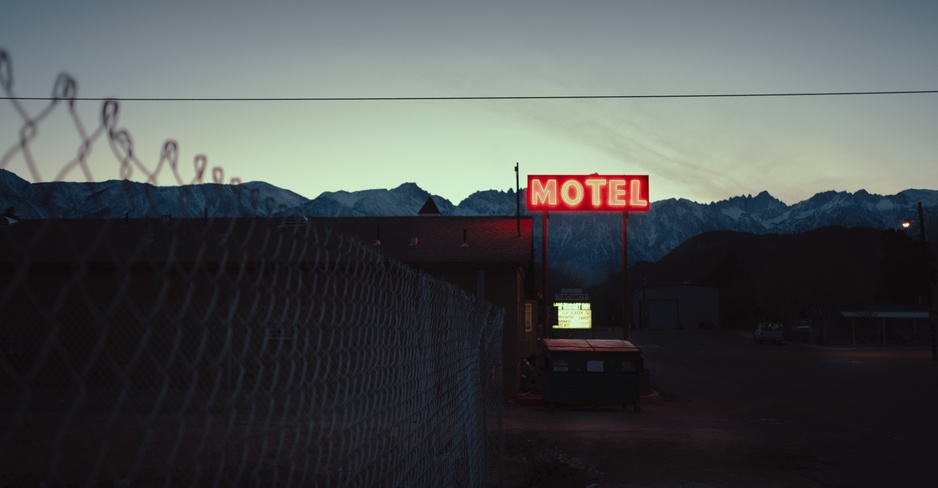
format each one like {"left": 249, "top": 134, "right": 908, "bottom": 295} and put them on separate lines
{"left": 0, "top": 48, "right": 508, "bottom": 486}
{"left": 0, "top": 49, "right": 240, "bottom": 189}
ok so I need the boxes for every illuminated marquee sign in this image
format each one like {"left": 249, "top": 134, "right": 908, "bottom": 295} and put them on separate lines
{"left": 553, "top": 302, "right": 592, "bottom": 329}
{"left": 527, "top": 174, "right": 650, "bottom": 212}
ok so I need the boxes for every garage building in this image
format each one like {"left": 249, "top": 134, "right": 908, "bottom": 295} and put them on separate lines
{"left": 632, "top": 284, "right": 720, "bottom": 330}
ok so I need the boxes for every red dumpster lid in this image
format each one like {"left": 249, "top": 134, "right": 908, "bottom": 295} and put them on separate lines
{"left": 541, "top": 338, "right": 640, "bottom": 353}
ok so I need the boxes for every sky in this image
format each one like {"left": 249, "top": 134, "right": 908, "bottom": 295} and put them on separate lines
{"left": 1, "top": 0, "right": 937, "bottom": 206}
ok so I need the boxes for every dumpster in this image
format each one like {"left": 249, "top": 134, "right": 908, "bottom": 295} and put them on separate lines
{"left": 540, "top": 338, "right": 644, "bottom": 412}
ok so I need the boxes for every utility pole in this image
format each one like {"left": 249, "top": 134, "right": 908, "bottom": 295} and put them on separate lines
{"left": 515, "top": 163, "right": 521, "bottom": 237}
{"left": 916, "top": 202, "right": 935, "bottom": 361}
{"left": 541, "top": 211, "right": 549, "bottom": 340}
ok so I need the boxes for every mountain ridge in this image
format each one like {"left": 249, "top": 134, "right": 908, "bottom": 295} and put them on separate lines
{"left": 2, "top": 168, "right": 935, "bottom": 286}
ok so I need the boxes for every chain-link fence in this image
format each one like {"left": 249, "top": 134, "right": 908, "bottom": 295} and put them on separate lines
{"left": 1, "top": 50, "right": 506, "bottom": 487}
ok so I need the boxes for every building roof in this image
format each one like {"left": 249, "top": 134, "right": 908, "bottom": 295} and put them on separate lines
{"left": 310, "top": 215, "right": 533, "bottom": 268}
{"left": 417, "top": 197, "right": 442, "bottom": 215}
{"left": 0, "top": 217, "right": 334, "bottom": 267}
{"left": 837, "top": 303, "right": 931, "bottom": 319}
{"left": 541, "top": 338, "right": 641, "bottom": 353}
{"left": 0, "top": 215, "right": 533, "bottom": 270}
{"left": 839, "top": 311, "right": 929, "bottom": 319}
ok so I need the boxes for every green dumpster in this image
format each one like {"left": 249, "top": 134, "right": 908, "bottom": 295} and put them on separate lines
{"left": 540, "top": 338, "right": 644, "bottom": 412}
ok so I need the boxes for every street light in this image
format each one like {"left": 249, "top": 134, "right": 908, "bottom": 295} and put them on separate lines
{"left": 902, "top": 202, "right": 935, "bottom": 361}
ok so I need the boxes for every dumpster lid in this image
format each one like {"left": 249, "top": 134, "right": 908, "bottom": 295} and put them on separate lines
{"left": 541, "top": 338, "right": 641, "bottom": 353}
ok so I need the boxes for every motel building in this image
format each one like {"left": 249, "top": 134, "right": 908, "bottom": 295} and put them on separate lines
{"left": 0, "top": 203, "right": 537, "bottom": 403}
{"left": 307, "top": 198, "right": 537, "bottom": 399}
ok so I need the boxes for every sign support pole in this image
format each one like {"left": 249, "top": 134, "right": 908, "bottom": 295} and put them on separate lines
{"left": 541, "top": 211, "right": 549, "bottom": 340}
{"left": 525, "top": 174, "right": 650, "bottom": 342}
{"left": 622, "top": 211, "right": 629, "bottom": 341}
{"left": 916, "top": 202, "right": 936, "bottom": 361}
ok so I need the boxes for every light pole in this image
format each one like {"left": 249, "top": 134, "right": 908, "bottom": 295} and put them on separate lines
{"left": 903, "top": 202, "right": 935, "bottom": 360}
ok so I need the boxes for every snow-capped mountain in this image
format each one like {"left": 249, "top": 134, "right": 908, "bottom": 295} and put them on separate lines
{"left": 298, "top": 182, "right": 457, "bottom": 217}
{"left": 0, "top": 169, "right": 308, "bottom": 219}
{"left": 2, "top": 168, "right": 935, "bottom": 286}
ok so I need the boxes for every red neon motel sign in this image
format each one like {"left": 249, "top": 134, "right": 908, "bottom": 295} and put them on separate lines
{"left": 526, "top": 174, "right": 650, "bottom": 212}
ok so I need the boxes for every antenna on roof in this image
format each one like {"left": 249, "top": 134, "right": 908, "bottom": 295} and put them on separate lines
{"left": 515, "top": 163, "right": 521, "bottom": 237}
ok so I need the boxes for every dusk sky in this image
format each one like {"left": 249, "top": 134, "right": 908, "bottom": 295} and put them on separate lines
{"left": 2, "top": 0, "right": 937, "bottom": 206}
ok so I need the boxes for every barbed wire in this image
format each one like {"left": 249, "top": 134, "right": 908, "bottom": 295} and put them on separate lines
{"left": 0, "top": 49, "right": 239, "bottom": 186}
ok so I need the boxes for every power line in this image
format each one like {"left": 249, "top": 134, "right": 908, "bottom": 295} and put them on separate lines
{"left": 2, "top": 90, "right": 938, "bottom": 102}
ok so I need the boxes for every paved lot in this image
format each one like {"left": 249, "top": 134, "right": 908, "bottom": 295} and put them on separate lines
{"left": 504, "top": 329, "right": 938, "bottom": 487}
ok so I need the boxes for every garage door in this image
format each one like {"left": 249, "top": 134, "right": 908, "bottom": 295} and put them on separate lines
{"left": 647, "top": 299, "right": 680, "bottom": 329}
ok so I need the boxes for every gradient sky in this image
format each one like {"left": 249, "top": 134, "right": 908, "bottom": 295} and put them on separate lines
{"left": 2, "top": 0, "right": 937, "bottom": 205}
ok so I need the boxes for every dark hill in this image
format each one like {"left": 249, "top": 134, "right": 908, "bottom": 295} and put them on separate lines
{"left": 642, "top": 226, "right": 883, "bottom": 289}
{"left": 587, "top": 226, "right": 895, "bottom": 328}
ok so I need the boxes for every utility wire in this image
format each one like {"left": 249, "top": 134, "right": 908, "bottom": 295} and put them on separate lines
{"left": 2, "top": 90, "right": 938, "bottom": 102}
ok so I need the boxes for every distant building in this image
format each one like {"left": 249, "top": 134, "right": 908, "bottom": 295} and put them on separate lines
{"left": 631, "top": 284, "right": 720, "bottom": 330}
{"left": 814, "top": 305, "right": 931, "bottom": 346}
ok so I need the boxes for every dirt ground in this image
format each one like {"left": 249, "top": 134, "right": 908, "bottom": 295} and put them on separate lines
{"left": 504, "top": 427, "right": 604, "bottom": 488}
{"left": 502, "top": 329, "right": 938, "bottom": 488}
{"left": 502, "top": 392, "right": 836, "bottom": 488}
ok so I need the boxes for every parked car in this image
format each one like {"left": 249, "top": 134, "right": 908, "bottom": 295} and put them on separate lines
{"left": 786, "top": 320, "right": 812, "bottom": 342}
{"left": 753, "top": 322, "right": 784, "bottom": 344}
